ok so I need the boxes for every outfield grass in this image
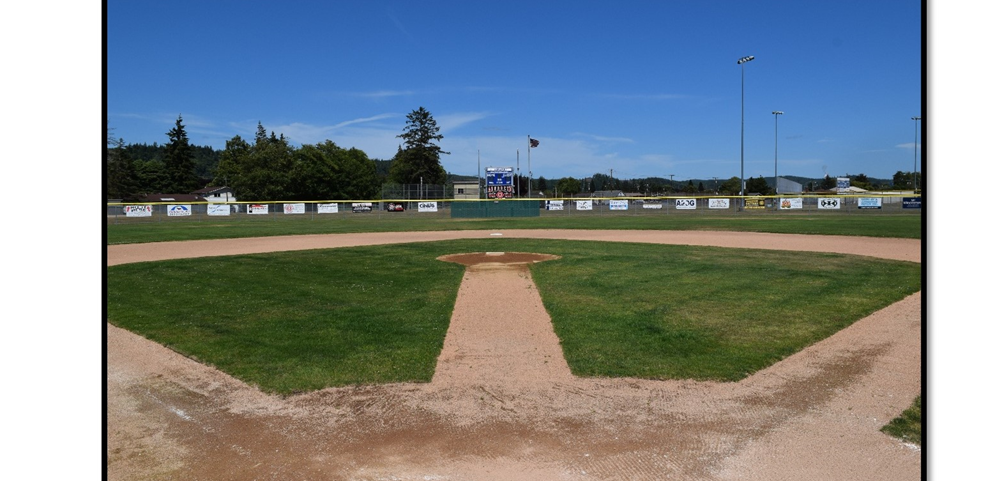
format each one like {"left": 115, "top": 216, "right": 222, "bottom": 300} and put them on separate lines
{"left": 107, "top": 239, "right": 920, "bottom": 394}
{"left": 106, "top": 212, "right": 921, "bottom": 244}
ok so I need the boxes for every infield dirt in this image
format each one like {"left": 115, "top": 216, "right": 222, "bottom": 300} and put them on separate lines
{"left": 106, "top": 230, "right": 921, "bottom": 480}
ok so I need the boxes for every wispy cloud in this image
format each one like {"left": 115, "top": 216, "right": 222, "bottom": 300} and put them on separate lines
{"left": 353, "top": 90, "right": 415, "bottom": 99}
{"left": 895, "top": 142, "right": 919, "bottom": 150}
{"left": 332, "top": 113, "right": 399, "bottom": 129}
{"left": 260, "top": 114, "right": 401, "bottom": 146}
{"left": 386, "top": 8, "right": 413, "bottom": 41}
{"left": 570, "top": 132, "right": 635, "bottom": 144}
{"left": 600, "top": 93, "right": 688, "bottom": 101}
{"left": 436, "top": 112, "right": 493, "bottom": 133}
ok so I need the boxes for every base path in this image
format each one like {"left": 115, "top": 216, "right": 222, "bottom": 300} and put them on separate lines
{"left": 106, "top": 230, "right": 921, "bottom": 480}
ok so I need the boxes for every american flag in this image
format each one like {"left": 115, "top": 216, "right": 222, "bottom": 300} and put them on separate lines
{"left": 530, "top": 138, "right": 539, "bottom": 148}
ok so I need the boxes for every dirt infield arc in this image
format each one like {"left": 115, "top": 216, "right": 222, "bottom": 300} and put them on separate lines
{"left": 106, "top": 230, "right": 921, "bottom": 480}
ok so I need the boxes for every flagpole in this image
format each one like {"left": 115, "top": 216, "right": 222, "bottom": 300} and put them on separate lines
{"left": 516, "top": 149, "right": 520, "bottom": 198}
{"left": 527, "top": 135, "right": 532, "bottom": 198}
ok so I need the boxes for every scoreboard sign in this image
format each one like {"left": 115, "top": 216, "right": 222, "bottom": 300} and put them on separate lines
{"left": 486, "top": 167, "right": 515, "bottom": 199}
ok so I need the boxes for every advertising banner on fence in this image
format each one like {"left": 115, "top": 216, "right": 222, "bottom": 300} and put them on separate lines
{"left": 167, "top": 204, "right": 192, "bottom": 216}
{"left": 745, "top": 198, "right": 766, "bottom": 209}
{"left": 779, "top": 198, "right": 803, "bottom": 210}
{"left": 124, "top": 205, "right": 153, "bottom": 217}
{"left": 575, "top": 200, "right": 593, "bottom": 210}
{"left": 283, "top": 203, "right": 306, "bottom": 214}
{"left": 642, "top": 202, "right": 663, "bottom": 209}
{"left": 709, "top": 198, "right": 730, "bottom": 209}
{"left": 386, "top": 203, "right": 405, "bottom": 212}
{"left": 902, "top": 197, "right": 922, "bottom": 209}
{"left": 818, "top": 198, "right": 841, "bottom": 210}
{"left": 207, "top": 204, "right": 231, "bottom": 216}
{"left": 675, "top": 198, "right": 697, "bottom": 210}
{"left": 609, "top": 200, "right": 629, "bottom": 211}
{"left": 317, "top": 203, "right": 339, "bottom": 214}
{"left": 418, "top": 201, "right": 438, "bottom": 212}
{"left": 352, "top": 202, "right": 373, "bottom": 213}
{"left": 545, "top": 200, "right": 564, "bottom": 211}
{"left": 858, "top": 197, "right": 883, "bottom": 209}
{"left": 248, "top": 204, "right": 269, "bottom": 215}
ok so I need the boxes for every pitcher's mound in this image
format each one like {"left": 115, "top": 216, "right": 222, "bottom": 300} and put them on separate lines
{"left": 437, "top": 252, "right": 560, "bottom": 267}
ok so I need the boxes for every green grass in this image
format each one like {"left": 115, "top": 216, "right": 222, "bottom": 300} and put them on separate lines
{"left": 107, "top": 239, "right": 921, "bottom": 394}
{"left": 106, "top": 212, "right": 921, "bottom": 244}
{"left": 882, "top": 396, "right": 921, "bottom": 445}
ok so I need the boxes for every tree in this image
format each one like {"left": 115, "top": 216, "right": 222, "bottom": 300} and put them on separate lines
{"left": 718, "top": 177, "right": 741, "bottom": 195}
{"left": 892, "top": 170, "right": 913, "bottom": 190}
{"left": 537, "top": 176, "right": 548, "bottom": 192}
{"left": 698, "top": 181, "right": 705, "bottom": 193}
{"left": 163, "top": 115, "right": 200, "bottom": 192}
{"left": 556, "top": 177, "right": 582, "bottom": 196}
{"left": 213, "top": 123, "right": 295, "bottom": 201}
{"left": 389, "top": 107, "right": 448, "bottom": 185}
{"left": 745, "top": 176, "right": 772, "bottom": 195}
{"left": 107, "top": 137, "right": 140, "bottom": 200}
{"left": 819, "top": 175, "right": 837, "bottom": 190}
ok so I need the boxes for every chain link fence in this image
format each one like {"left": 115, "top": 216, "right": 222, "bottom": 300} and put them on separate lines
{"left": 106, "top": 193, "right": 921, "bottom": 224}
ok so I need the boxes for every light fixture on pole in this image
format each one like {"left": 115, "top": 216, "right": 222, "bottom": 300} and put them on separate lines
{"left": 772, "top": 111, "right": 783, "bottom": 195}
{"left": 738, "top": 55, "right": 755, "bottom": 207}
{"left": 912, "top": 116, "right": 921, "bottom": 192}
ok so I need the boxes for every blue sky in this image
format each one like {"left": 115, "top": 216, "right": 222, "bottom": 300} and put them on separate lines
{"left": 107, "top": 0, "right": 921, "bottom": 183}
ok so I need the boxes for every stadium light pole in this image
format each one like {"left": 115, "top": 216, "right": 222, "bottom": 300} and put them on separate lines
{"left": 912, "top": 116, "right": 921, "bottom": 192}
{"left": 738, "top": 55, "right": 755, "bottom": 208}
{"left": 772, "top": 111, "right": 783, "bottom": 195}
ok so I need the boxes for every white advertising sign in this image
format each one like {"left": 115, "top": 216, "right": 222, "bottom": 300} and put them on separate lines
{"left": 779, "top": 198, "right": 804, "bottom": 210}
{"left": 124, "top": 205, "right": 153, "bottom": 217}
{"left": 167, "top": 204, "right": 192, "bottom": 216}
{"left": 418, "top": 201, "right": 438, "bottom": 212}
{"left": 575, "top": 200, "right": 593, "bottom": 210}
{"left": 642, "top": 203, "right": 663, "bottom": 209}
{"left": 609, "top": 200, "right": 629, "bottom": 211}
{"left": 317, "top": 203, "right": 339, "bottom": 214}
{"left": 283, "top": 203, "right": 306, "bottom": 214}
{"left": 546, "top": 200, "right": 563, "bottom": 211}
{"left": 207, "top": 204, "right": 231, "bottom": 216}
{"left": 858, "top": 197, "right": 883, "bottom": 209}
{"left": 817, "top": 198, "right": 841, "bottom": 210}
{"left": 709, "top": 198, "right": 730, "bottom": 209}
{"left": 675, "top": 198, "right": 697, "bottom": 210}
{"left": 248, "top": 204, "right": 269, "bottom": 215}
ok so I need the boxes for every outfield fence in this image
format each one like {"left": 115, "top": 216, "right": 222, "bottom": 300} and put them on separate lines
{"left": 106, "top": 194, "right": 921, "bottom": 224}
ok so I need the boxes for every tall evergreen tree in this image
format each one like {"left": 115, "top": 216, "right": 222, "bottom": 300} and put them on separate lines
{"left": 163, "top": 115, "right": 199, "bottom": 192}
{"left": 107, "top": 138, "right": 140, "bottom": 200}
{"left": 388, "top": 107, "right": 448, "bottom": 185}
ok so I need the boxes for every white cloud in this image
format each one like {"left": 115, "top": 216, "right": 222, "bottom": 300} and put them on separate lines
{"left": 436, "top": 112, "right": 493, "bottom": 133}
{"left": 570, "top": 132, "right": 635, "bottom": 144}
{"left": 353, "top": 90, "right": 415, "bottom": 99}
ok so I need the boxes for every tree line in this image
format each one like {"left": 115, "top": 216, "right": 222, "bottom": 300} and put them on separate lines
{"left": 106, "top": 109, "right": 921, "bottom": 201}
{"left": 106, "top": 108, "right": 451, "bottom": 202}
